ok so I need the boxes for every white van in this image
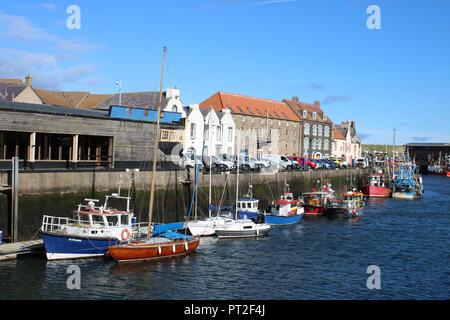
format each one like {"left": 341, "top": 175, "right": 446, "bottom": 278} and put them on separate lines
{"left": 262, "top": 154, "right": 293, "bottom": 170}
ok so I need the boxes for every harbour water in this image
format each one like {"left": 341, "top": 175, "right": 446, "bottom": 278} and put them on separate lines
{"left": 0, "top": 175, "right": 448, "bottom": 300}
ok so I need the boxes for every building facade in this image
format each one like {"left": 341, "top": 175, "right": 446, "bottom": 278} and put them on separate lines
{"left": 332, "top": 120, "right": 362, "bottom": 163}
{"left": 183, "top": 104, "right": 235, "bottom": 157}
{"left": 199, "top": 91, "right": 301, "bottom": 158}
{"left": 283, "top": 97, "right": 333, "bottom": 159}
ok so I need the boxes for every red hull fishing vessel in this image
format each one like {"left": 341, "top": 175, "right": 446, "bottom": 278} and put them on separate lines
{"left": 300, "top": 180, "right": 338, "bottom": 216}
{"left": 362, "top": 172, "right": 392, "bottom": 198}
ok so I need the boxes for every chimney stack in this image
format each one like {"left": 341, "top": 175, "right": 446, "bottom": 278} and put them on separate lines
{"left": 314, "top": 100, "right": 320, "bottom": 108}
{"left": 351, "top": 121, "right": 355, "bottom": 129}
{"left": 25, "top": 75, "right": 32, "bottom": 87}
{"left": 292, "top": 96, "right": 299, "bottom": 102}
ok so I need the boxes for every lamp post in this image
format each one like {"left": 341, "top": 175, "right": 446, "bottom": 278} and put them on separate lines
{"left": 115, "top": 79, "right": 122, "bottom": 106}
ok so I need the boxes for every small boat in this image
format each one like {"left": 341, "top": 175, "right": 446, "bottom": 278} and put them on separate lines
{"left": 109, "top": 47, "right": 200, "bottom": 262}
{"left": 392, "top": 163, "right": 424, "bottom": 199}
{"left": 187, "top": 156, "right": 234, "bottom": 236}
{"left": 41, "top": 192, "right": 141, "bottom": 260}
{"left": 337, "top": 190, "right": 365, "bottom": 217}
{"left": 237, "top": 184, "right": 260, "bottom": 220}
{"left": 427, "top": 152, "right": 450, "bottom": 177}
{"left": 258, "top": 180, "right": 303, "bottom": 226}
{"left": 213, "top": 136, "right": 271, "bottom": 239}
{"left": 362, "top": 170, "right": 392, "bottom": 198}
{"left": 300, "top": 179, "right": 337, "bottom": 216}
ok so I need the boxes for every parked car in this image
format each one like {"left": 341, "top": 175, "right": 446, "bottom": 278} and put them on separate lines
{"left": 248, "top": 156, "right": 266, "bottom": 170}
{"left": 213, "top": 155, "right": 236, "bottom": 171}
{"left": 290, "top": 156, "right": 317, "bottom": 170}
{"left": 252, "top": 156, "right": 271, "bottom": 168}
{"left": 286, "top": 156, "right": 302, "bottom": 170}
{"left": 310, "top": 159, "right": 326, "bottom": 170}
{"left": 180, "top": 152, "right": 203, "bottom": 168}
{"left": 322, "top": 159, "right": 339, "bottom": 169}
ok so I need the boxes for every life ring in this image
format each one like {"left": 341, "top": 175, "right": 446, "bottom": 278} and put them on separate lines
{"left": 121, "top": 229, "right": 131, "bottom": 241}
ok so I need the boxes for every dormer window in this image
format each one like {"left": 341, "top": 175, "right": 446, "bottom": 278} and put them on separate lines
{"left": 323, "top": 114, "right": 327, "bottom": 121}
{"left": 312, "top": 112, "right": 317, "bottom": 120}
{"left": 302, "top": 110, "right": 307, "bottom": 119}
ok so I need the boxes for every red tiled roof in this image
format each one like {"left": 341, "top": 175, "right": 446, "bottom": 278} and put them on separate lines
{"left": 199, "top": 91, "right": 300, "bottom": 121}
{"left": 333, "top": 127, "right": 346, "bottom": 140}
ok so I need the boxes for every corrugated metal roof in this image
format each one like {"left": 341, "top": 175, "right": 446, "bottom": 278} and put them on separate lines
{"left": 0, "top": 101, "right": 108, "bottom": 117}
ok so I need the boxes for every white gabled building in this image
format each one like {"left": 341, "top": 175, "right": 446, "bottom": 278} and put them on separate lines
{"left": 183, "top": 104, "right": 235, "bottom": 157}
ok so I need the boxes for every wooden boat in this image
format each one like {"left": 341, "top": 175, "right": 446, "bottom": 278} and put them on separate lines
{"left": 109, "top": 47, "right": 199, "bottom": 262}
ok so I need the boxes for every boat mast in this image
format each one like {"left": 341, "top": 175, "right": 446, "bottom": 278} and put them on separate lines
{"left": 236, "top": 134, "right": 240, "bottom": 220}
{"left": 209, "top": 154, "right": 212, "bottom": 218}
{"left": 147, "top": 46, "right": 166, "bottom": 239}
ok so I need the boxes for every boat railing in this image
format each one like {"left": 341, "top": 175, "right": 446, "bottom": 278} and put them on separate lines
{"left": 41, "top": 215, "right": 73, "bottom": 232}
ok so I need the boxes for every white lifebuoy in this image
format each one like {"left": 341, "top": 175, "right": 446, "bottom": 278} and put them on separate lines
{"left": 121, "top": 229, "right": 131, "bottom": 241}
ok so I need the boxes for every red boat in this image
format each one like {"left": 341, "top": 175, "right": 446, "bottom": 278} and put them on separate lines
{"left": 362, "top": 173, "right": 392, "bottom": 198}
{"left": 300, "top": 181, "right": 338, "bottom": 216}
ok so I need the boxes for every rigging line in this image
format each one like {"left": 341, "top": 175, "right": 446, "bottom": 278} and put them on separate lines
{"left": 216, "top": 172, "right": 230, "bottom": 216}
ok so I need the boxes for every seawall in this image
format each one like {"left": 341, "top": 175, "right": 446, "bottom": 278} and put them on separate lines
{"left": 0, "top": 168, "right": 367, "bottom": 241}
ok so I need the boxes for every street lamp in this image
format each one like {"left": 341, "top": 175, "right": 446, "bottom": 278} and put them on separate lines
{"left": 115, "top": 79, "right": 122, "bottom": 106}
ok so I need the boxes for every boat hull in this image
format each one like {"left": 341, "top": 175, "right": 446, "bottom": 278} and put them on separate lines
{"left": 427, "top": 170, "right": 450, "bottom": 176}
{"left": 41, "top": 232, "right": 118, "bottom": 260}
{"left": 303, "top": 206, "right": 327, "bottom": 216}
{"left": 214, "top": 227, "right": 270, "bottom": 239}
{"left": 108, "top": 237, "right": 200, "bottom": 262}
{"left": 392, "top": 192, "right": 421, "bottom": 199}
{"left": 362, "top": 185, "right": 392, "bottom": 198}
{"left": 263, "top": 213, "right": 302, "bottom": 226}
{"left": 187, "top": 217, "right": 231, "bottom": 236}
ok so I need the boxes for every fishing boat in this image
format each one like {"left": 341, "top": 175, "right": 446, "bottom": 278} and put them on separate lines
{"left": 427, "top": 152, "right": 450, "bottom": 177}
{"left": 108, "top": 47, "right": 200, "bottom": 262}
{"left": 300, "top": 179, "right": 338, "bottom": 216}
{"left": 337, "top": 190, "right": 365, "bottom": 218}
{"left": 361, "top": 170, "right": 392, "bottom": 198}
{"left": 236, "top": 184, "right": 260, "bottom": 220}
{"left": 256, "top": 180, "right": 303, "bottom": 225}
{"left": 213, "top": 137, "right": 271, "bottom": 239}
{"left": 392, "top": 163, "right": 424, "bottom": 199}
{"left": 40, "top": 191, "right": 140, "bottom": 260}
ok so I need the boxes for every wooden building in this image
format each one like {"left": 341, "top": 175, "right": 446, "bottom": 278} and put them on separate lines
{"left": 0, "top": 101, "right": 183, "bottom": 170}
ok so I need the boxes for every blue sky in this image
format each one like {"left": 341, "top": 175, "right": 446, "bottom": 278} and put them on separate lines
{"left": 1, "top": 0, "right": 449, "bottom": 145}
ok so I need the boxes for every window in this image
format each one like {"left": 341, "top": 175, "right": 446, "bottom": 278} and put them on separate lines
{"left": 286, "top": 129, "right": 289, "bottom": 136}
{"left": 323, "top": 114, "right": 327, "bottom": 121}
{"left": 190, "top": 123, "right": 196, "bottom": 139}
{"left": 312, "top": 125, "right": 317, "bottom": 136}
{"left": 318, "top": 125, "right": 323, "bottom": 137}
{"left": 312, "top": 112, "right": 317, "bottom": 120}
{"left": 312, "top": 138, "right": 317, "bottom": 150}
{"left": 324, "top": 126, "right": 330, "bottom": 137}
{"left": 228, "top": 127, "right": 233, "bottom": 142}
{"left": 216, "top": 126, "right": 222, "bottom": 141}
{"left": 317, "top": 138, "right": 322, "bottom": 150}
{"left": 303, "top": 110, "right": 307, "bottom": 119}
{"left": 304, "top": 123, "right": 310, "bottom": 135}
{"left": 303, "top": 137, "right": 309, "bottom": 151}
{"left": 172, "top": 105, "right": 178, "bottom": 112}
{"left": 216, "top": 145, "right": 221, "bottom": 155}
{"left": 205, "top": 125, "right": 209, "bottom": 139}
{"left": 160, "top": 129, "right": 169, "bottom": 141}
{"left": 324, "top": 139, "right": 329, "bottom": 150}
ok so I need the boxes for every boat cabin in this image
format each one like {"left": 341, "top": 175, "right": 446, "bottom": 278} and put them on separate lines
{"left": 237, "top": 198, "right": 259, "bottom": 213}
{"left": 72, "top": 194, "right": 134, "bottom": 229}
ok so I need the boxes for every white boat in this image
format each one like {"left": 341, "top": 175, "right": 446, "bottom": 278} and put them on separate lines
{"left": 213, "top": 136, "right": 271, "bottom": 239}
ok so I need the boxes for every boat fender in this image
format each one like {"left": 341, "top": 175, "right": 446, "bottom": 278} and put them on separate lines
{"left": 121, "top": 229, "right": 131, "bottom": 241}
{"left": 184, "top": 240, "right": 188, "bottom": 251}
{"left": 173, "top": 244, "right": 176, "bottom": 253}
{"left": 158, "top": 246, "right": 161, "bottom": 255}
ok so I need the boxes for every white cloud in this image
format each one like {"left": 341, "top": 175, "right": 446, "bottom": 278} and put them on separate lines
{"left": 0, "top": 11, "right": 101, "bottom": 90}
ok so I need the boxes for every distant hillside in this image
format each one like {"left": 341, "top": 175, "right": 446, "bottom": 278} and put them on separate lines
{"left": 362, "top": 144, "right": 405, "bottom": 154}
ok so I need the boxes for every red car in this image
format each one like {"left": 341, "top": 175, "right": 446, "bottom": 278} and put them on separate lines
{"left": 291, "top": 156, "right": 317, "bottom": 169}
